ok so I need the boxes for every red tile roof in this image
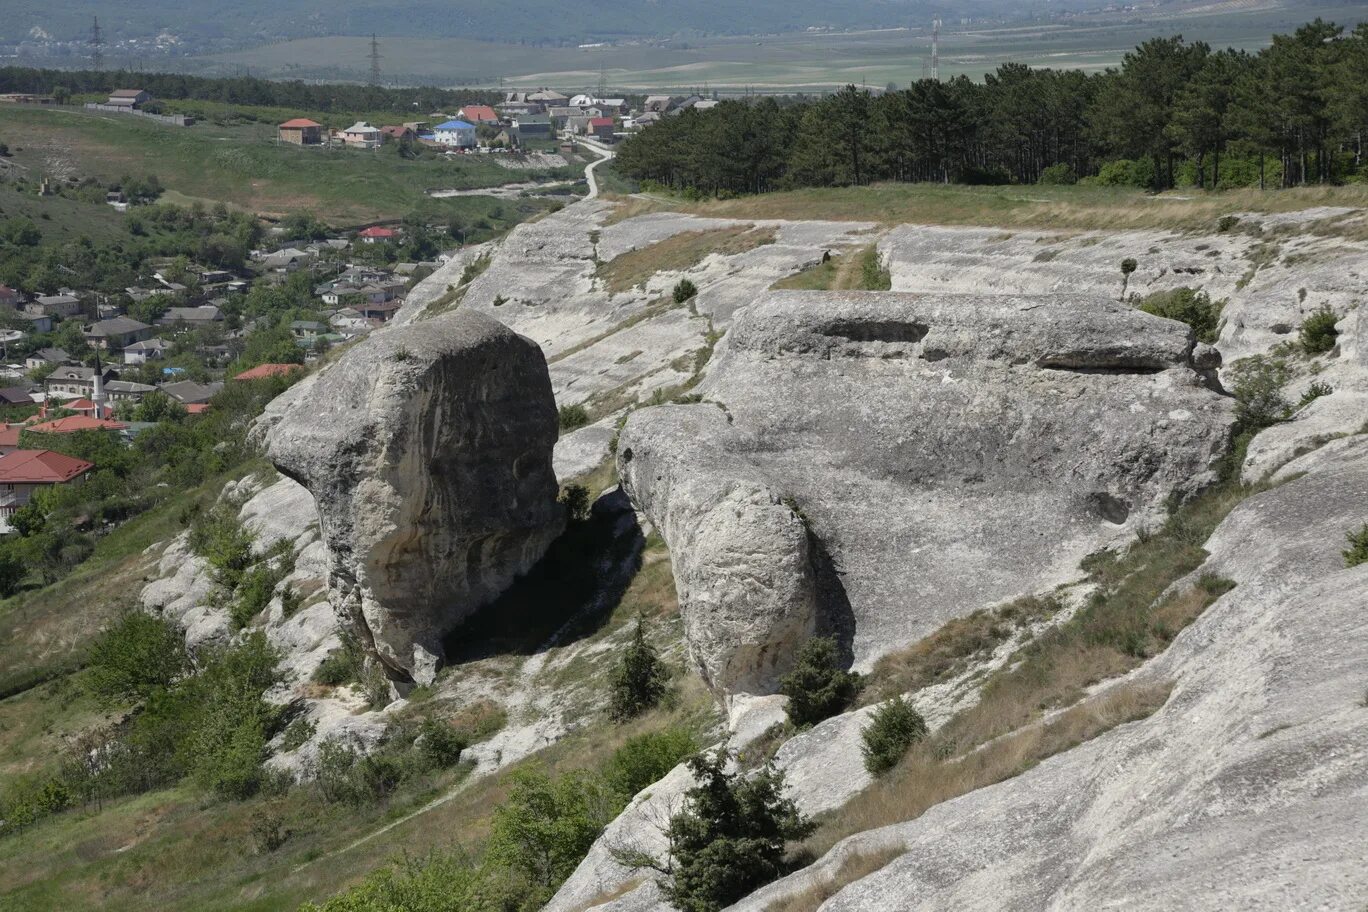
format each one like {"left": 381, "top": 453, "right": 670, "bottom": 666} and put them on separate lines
{"left": 185, "top": 403, "right": 210, "bottom": 415}
{"left": 589, "top": 117, "right": 615, "bottom": 128}
{"left": 459, "top": 105, "right": 499, "bottom": 123}
{"left": 0, "top": 449, "right": 94, "bottom": 483}
{"left": 280, "top": 118, "right": 322, "bottom": 128}
{"left": 233, "top": 363, "right": 303, "bottom": 381}
{"left": 0, "top": 426, "right": 20, "bottom": 449}
{"left": 27, "top": 415, "right": 128, "bottom": 434}
{"left": 358, "top": 226, "right": 398, "bottom": 239}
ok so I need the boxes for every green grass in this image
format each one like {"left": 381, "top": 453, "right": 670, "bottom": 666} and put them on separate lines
{"left": 0, "top": 182, "right": 127, "bottom": 244}
{"left": 0, "top": 106, "right": 568, "bottom": 225}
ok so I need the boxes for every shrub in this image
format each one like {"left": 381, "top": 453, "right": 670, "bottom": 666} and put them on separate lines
{"left": 417, "top": 719, "right": 467, "bottom": 769}
{"left": 1119, "top": 257, "right": 1138, "bottom": 300}
{"left": 780, "top": 637, "right": 861, "bottom": 728}
{"left": 559, "top": 484, "right": 592, "bottom": 523}
{"left": 314, "top": 736, "right": 407, "bottom": 806}
{"left": 280, "top": 716, "right": 317, "bottom": 752}
{"left": 86, "top": 612, "right": 188, "bottom": 705}
{"left": 188, "top": 501, "right": 255, "bottom": 589}
{"left": 1298, "top": 380, "right": 1333, "bottom": 409}
{"left": 859, "top": 247, "right": 891, "bottom": 291}
{"left": 603, "top": 727, "right": 698, "bottom": 801}
{"left": 673, "top": 279, "right": 698, "bottom": 303}
{"left": 1345, "top": 524, "right": 1368, "bottom": 568}
{"left": 1136, "top": 287, "right": 1224, "bottom": 344}
{"left": 558, "top": 403, "right": 590, "bottom": 432}
{"left": 1300, "top": 306, "right": 1340, "bottom": 355}
{"left": 487, "top": 767, "right": 615, "bottom": 894}
{"left": 1037, "top": 163, "right": 1077, "bottom": 185}
{"left": 860, "top": 696, "right": 928, "bottom": 775}
{"left": 1218, "top": 215, "right": 1241, "bottom": 233}
{"left": 250, "top": 807, "right": 290, "bottom": 854}
{"left": 1227, "top": 356, "right": 1291, "bottom": 434}
{"left": 609, "top": 615, "right": 668, "bottom": 721}
{"left": 313, "top": 629, "right": 365, "bottom": 686}
{"left": 653, "top": 752, "right": 813, "bottom": 912}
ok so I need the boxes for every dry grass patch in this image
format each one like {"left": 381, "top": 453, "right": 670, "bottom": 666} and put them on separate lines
{"left": 805, "top": 680, "right": 1173, "bottom": 859}
{"left": 597, "top": 225, "right": 777, "bottom": 293}
{"left": 766, "top": 846, "right": 905, "bottom": 912}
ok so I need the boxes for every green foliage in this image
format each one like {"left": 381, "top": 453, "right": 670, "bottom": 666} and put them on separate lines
{"left": 609, "top": 615, "right": 668, "bottom": 721}
{"left": 188, "top": 501, "right": 255, "bottom": 589}
{"left": 860, "top": 696, "right": 928, "bottom": 775}
{"left": 1037, "top": 163, "right": 1078, "bottom": 185}
{"left": 558, "top": 403, "right": 590, "bottom": 432}
{"left": 229, "top": 541, "right": 297, "bottom": 629}
{"left": 858, "top": 247, "right": 891, "bottom": 290}
{"left": 1344, "top": 524, "right": 1368, "bottom": 568}
{"left": 559, "top": 483, "right": 592, "bottom": 524}
{"left": 603, "top": 728, "right": 698, "bottom": 801}
{"left": 314, "top": 737, "right": 408, "bottom": 807}
{"left": 298, "top": 851, "right": 525, "bottom": 912}
{"left": 250, "top": 807, "right": 291, "bottom": 854}
{"left": 0, "top": 542, "right": 25, "bottom": 598}
{"left": 1227, "top": 355, "right": 1292, "bottom": 433}
{"left": 1136, "top": 287, "right": 1224, "bottom": 343}
{"left": 1299, "top": 380, "right": 1333, "bottom": 409}
{"left": 1299, "top": 306, "right": 1340, "bottom": 354}
{"left": 651, "top": 752, "right": 814, "bottom": 912}
{"left": 85, "top": 612, "right": 188, "bottom": 705}
{"left": 313, "top": 629, "right": 366, "bottom": 686}
{"left": 780, "top": 637, "right": 861, "bottom": 728}
{"left": 673, "top": 278, "right": 699, "bottom": 303}
{"left": 487, "top": 766, "right": 616, "bottom": 894}
{"left": 417, "top": 719, "right": 468, "bottom": 769}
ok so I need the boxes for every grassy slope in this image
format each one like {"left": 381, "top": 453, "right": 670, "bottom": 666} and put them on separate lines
{"left": 613, "top": 181, "right": 1368, "bottom": 234}
{"left": 0, "top": 106, "right": 564, "bottom": 224}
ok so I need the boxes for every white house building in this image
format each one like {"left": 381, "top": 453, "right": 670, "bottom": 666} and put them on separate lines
{"left": 341, "top": 122, "right": 382, "bottom": 150}
{"left": 433, "top": 119, "right": 477, "bottom": 149}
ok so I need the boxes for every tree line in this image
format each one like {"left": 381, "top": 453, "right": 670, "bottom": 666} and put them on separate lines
{"left": 616, "top": 20, "right": 1368, "bottom": 195}
{"left": 0, "top": 66, "right": 504, "bottom": 115}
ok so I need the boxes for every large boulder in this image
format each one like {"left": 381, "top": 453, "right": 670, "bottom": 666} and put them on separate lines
{"left": 618, "top": 291, "right": 1234, "bottom": 695}
{"left": 267, "top": 310, "right": 564, "bottom": 684}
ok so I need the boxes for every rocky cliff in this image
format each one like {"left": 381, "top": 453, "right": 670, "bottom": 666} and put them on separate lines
{"left": 266, "top": 310, "right": 564, "bottom": 685}
{"left": 618, "top": 290, "right": 1233, "bottom": 694}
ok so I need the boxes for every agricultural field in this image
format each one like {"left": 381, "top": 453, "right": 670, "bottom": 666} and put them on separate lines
{"left": 0, "top": 106, "right": 582, "bottom": 226}
{"left": 190, "top": 1, "right": 1368, "bottom": 92}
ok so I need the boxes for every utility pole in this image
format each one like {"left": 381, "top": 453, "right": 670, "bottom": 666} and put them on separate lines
{"left": 90, "top": 16, "right": 104, "bottom": 72}
{"left": 931, "top": 18, "right": 941, "bottom": 81}
{"left": 597, "top": 63, "right": 607, "bottom": 100}
{"left": 368, "top": 34, "right": 382, "bottom": 87}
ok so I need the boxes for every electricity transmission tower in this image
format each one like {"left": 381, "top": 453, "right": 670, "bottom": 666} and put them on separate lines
{"left": 368, "top": 34, "right": 382, "bottom": 86}
{"left": 931, "top": 18, "right": 941, "bottom": 81}
{"left": 90, "top": 16, "right": 104, "bottom": 72}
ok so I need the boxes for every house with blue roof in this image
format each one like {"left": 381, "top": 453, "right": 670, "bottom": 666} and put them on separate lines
{"left": 434, "top": 119, "right": 477, "bottom": 149}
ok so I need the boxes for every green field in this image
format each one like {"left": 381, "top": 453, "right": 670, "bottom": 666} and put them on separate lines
{"left": 188, "top": 1, "right": 1368, "bottom": 92}
{"left": 0, "top": 106, "right": 577, "bottom": 225}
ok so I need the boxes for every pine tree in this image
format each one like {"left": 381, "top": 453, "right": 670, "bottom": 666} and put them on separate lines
{"left": 609, "top": 615, "right": 667, "bottom": 721}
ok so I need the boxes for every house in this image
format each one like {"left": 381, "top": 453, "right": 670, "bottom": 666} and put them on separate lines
{"left": 28, "top": 294, "right": 82, "bottom": 318}
{"left": 17, "top": 312, "right": 52, "bottom": 334}
{"left": 0, "top": 94, "right": 55, "bottom": 105}
{"left": 26, "top": 415, "right": 129, "bottom": 435}
{"left": 290, "top": 320, "right": 327, "bottom": 342}
{"left": 0, "top": 388, "right": 33, "bottom": 407}
{"left": 158, "top": 305, "right": 223, "bottom": 326}
{"left": 158, "top": 379, "right": 222, "bottom": 405}
{"left": 278, "top": 118, "right": 323, "bottom": 145}
{"left": 403, "top": 121, "right": 431, "bottom": 133}
{"left": 589, "top": 116, "right": 617, "bottom": 142}
{"left": 0, "top": 286, "right": 22, "bottom": 309}
{"left": 511, "top": 115, "right": 553, "bottom": 139}
{"left": 528, "top": 89, "right": 569, "bottom": 107}
{"left": 123, "top": 338, "right": 172, "bottom": 365}
{"left": 107, "top": 89, "right": 151, "bottom": 109}
{"left": 341, "top": 122, "right": 382, "bottom": 150}
{"left": 329, "top": 308, "right": 372, "bottom": 332}
{"left": 380, "top": 125, "right": 415, "bottom": 142}
{"left": 644, "top": 95, "right": 680, "bottom": 114}
{"left": 0, "top": 426, "right": 20, "bottom": 455}
{"left": 457, "top": 105, "right": 499, "bottom": 125}
{"left": 44, "top": 365, "right": 118, "bottom": 399}
{"left": 357, "top": 227, "right": 399, "bottom": 245}
{"left": 257, "top": 247, "right": 313, "bottom": 272}
{"left": 25, "top": 348, "right": 69, "bottom": 371}
{"left": 693, "top": 99, "right": 720, "bottom": 111}
{"left": 0, "top": 450, "right": 94, "bottom": 530}
{"left": 356, "top": 300, "right": 402, "bottom": 322}
{"left": 234, "top": 363, "right": 303, "bottom": 382}
{"left": 548, "top": 106, "right": 579, "bottom": 130}
{"left": 434, "top": 120, "right": 478, "bottom": 149}
{"left": 103, "top": 380, "right": 156, "bottom": 403}
{"left": 499, "top": 100, "right": 543, "bottom": 118}
{"left": 85, "top": 317, "right": 153, "bottom": 350}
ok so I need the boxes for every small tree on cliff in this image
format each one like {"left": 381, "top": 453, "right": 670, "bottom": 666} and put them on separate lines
{"left": 780, "top": 637, "right": 861, "bottom": 728}
{"left": 609, "top": 615, "right": 667, "bottom": 721}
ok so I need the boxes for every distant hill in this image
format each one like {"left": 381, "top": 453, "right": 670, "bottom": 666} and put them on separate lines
{"left": 3, "top": 0, "right": 1097, "bottom": 46}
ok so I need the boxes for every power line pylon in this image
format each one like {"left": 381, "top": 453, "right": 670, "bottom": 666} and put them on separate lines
{"left": 368, "top": 34, "right": 382, "bottom": 87}
{"left": 90, "top": 16, "right": 104, "bottom": 72}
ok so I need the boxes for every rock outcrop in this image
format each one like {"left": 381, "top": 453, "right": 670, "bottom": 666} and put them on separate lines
{"left": 618, "top": 291, "right": 1234, "bottom": 694}
{"left": 266, "top": 310, "right": 564, "bottom": 684}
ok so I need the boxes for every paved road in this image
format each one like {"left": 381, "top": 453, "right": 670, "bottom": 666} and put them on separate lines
{"left": 578, "top": 138, "right": 616, "bottom": 199}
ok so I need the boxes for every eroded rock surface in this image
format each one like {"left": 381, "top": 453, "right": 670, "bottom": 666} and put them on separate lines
{"left": 266, "top": 310, "right": 563, "bottom": 684}
{"left": 619, "top": 291, "right": 1234, "bottom": 693}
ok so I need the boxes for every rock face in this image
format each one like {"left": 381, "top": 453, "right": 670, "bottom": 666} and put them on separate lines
{"left": 267, "top": 310, "right": 564, "bottom": 684}
{"left": 739, "top": 437, "right": 1368, "bottom": 912}
{"left": 618, "top": 291, "right": 1234, "bottom": 694}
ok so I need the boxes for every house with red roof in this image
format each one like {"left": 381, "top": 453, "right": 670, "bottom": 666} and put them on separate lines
{"left": 25, "top": 415, "right": 128, "bottom": 435}
{"left": 278, "top": 118, "right": 324, "bottom": 145}
{"left": 380, "top": 125, "right": 415, "bottom": 142}
{"left": 0, "top": 426, "right": 21, "bottom": 456}
{"left": 357, "top": 226, "right": 399, "bottom": 244}
{"left": 457, "top": 105, "right": 500, "bottom": 125}
{"left": 588, "top": 116, "right": 617, "bottom": 141}
{"left": 0, "top": 449, "right": 94, "bottom": 530}
{"left": 233, "top": 363, "right": 303, "bottom": 382}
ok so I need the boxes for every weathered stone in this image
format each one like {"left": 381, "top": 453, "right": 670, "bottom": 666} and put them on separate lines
{"left": 619, "top": 291, "right": 1234, "bottom": 694}
{"left": 266, "top": 310, "right": 564, "bottom": 684}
